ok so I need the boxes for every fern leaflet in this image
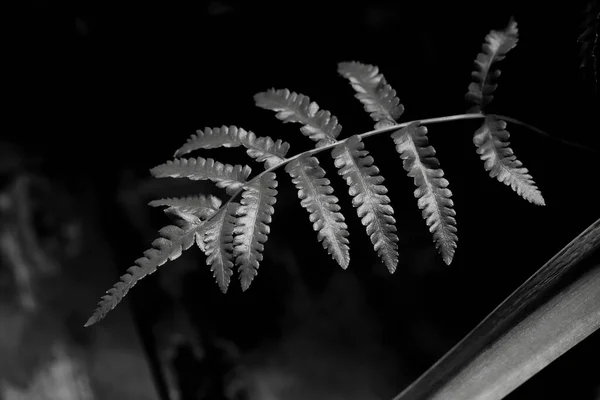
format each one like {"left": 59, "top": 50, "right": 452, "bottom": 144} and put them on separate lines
{"left": 332, "top": 135, "right": 399, "bottom": 272}
{"left": 474, "top": 117, "right": 545, "bottom": 205}
{"left": 150, "top": 157, "right": 251, "bottom": 195}
{"left": 466, "top": 18, "right": 518, "bottom": 112}
{"left": 203, "top": 202, "right": 238, "bottom": 292}
{"left": 338, "top": 61, "right": 404, "bottom": 129}
{"left": 286, "top": 155, "right": 350, "bottom": 269}
{"left": 233, "top": 172, "right": 278, "bottom": 291}
{"left": 173, "top": 126, "right": 290, "bottom": 169}
{"left": 392, "top": 123, "right": 458, "bottom": 264}
{"left": 174, "top": 126, "right": 242, "bottom": 155}
{"left": 254, "top": 89, "right": 341, "bottom": 147}
{"left": 84, "top": 222, "right": 203, "bottom": 327}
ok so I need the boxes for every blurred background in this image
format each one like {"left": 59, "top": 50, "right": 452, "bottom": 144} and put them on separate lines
{"left": 1, "top": 0, "right": 599, "bottom": 399}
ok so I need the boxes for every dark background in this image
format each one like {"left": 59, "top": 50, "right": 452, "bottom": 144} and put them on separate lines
{"left": 4, "top": 0, "right": 600, "bottom": 399}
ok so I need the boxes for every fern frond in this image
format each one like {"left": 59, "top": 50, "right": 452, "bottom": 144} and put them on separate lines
{"left": 150, "top": 157, "right": 251, "bottom": 195}
{"left": 254, "top": 89, "right": 341, "bottom": 147}
{"left": 233, "top": 172, "right": 278, "bottom": 290}
{"left": 332, "top": 135, "right": 399, "bottom": 272}
{"left": 286, "top": 155, "right": 350, "bottom": 269}
{"left": 474, "top": 117, "right": 545, "bottom": 205}
{"left": 173, "top": 126, "right": 290, "bottom": 169}
{"left": 203, "top": 202, "right": 238, "bottom": 292}
{"left": 338, "top": 61, "right": 404, "bottom": 129}
{"left": 466, "top": 18, "right": 519, "bottom": 112}
{"left": 84, "top": 222, "right": 202, "bottom": 327}
{"left": 392, "top": 123, "right": 458, "bottom": 265}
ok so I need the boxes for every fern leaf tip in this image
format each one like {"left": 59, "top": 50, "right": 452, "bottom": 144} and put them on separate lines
{"left": 386, "top": 258, "right": 398, "bottom": 274}
{"left": 442, "top": 251, "right": 455, "bottom": 266}
{"left": 339, "top": 257, "right": 350, "bottom": 270}
{"left": 531, "top": 192, "right": 546, "bottom": 206}
{"left": 240, "top": 278, "right": 252, "bottom": 292}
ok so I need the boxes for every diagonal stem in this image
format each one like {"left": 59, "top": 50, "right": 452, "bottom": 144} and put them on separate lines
{"left": 392, "top": 217, "right": 600, "bottom": 400}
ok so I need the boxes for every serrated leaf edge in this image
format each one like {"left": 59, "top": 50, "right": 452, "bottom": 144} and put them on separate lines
{"left": 466, "top": 18, "right": 519, "bottom": 112}
{"left": 331, "top": 135, "right": 399, "bottom": 272}
{"left": 392, "top": 122, "right": 458, "bottom": 264}
{"left": 254, "top": 88, "right": 341, "bottom": 147}
{"left": 173, "top": 125, "right": 290, "bottom": 169}
{"left": 474, "top": 117, "right": 545, "bottom": 205}
{"left": 150, "top": 157, "right": 252, "bottom": 195}
{"left": 338, "top": 61, "right": 405, "bottom": 129}
{"left": 84, "top": 222, "right": 203, "bottom": 327}
{"left": 286, "top": 155, "right": 350, "bottom": 269}
{"left": 233, "top": 172, "right": 278, "bottom": 291}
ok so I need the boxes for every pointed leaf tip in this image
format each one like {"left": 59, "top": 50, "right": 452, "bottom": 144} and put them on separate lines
{"left": 86, "top": 222, "right": 201, "bottom": 326}
{"left": 443, "top": 253, "right": 454, "bottom": 266}
{"left": 241, "top": 280, "right": 251, "bottom": 292}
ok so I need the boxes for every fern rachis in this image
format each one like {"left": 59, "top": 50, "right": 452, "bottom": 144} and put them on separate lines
{"left": 86, "top": 18, "right": 552, "bottom": 327}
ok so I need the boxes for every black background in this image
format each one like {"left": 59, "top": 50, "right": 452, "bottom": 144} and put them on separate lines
{"left": 7, "top": 0, "right": 600, "bottom": 398}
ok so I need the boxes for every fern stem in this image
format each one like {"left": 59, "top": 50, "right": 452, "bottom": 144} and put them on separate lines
{"left": 493, "top": 115, "right": 599, "bottom": 154}
{"left": 198, "top": 113, "right": 595, "bottom": 230}
{"left": 358, "top": 113, "right": 486, "bottom": 141}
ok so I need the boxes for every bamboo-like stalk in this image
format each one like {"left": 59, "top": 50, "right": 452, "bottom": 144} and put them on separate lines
{"left": 393, "top": 218, "right": 600, "bottom": 400}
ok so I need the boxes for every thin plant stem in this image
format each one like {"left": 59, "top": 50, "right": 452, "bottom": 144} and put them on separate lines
{"left": 187, "top": 112, "right": 597, "bottom": 232}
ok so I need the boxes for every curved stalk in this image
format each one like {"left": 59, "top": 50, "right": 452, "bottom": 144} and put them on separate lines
{"left": 192, "top": 112, "right": 595, "bottom": 234}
